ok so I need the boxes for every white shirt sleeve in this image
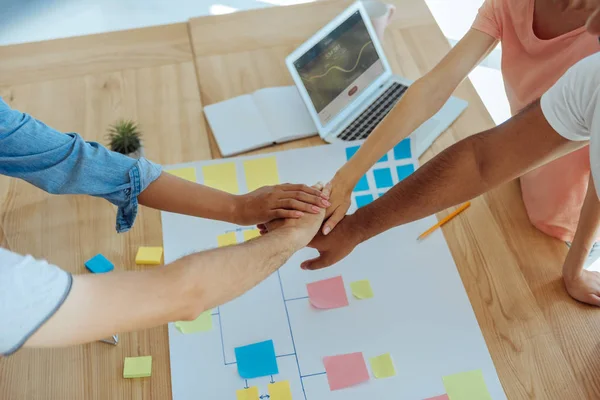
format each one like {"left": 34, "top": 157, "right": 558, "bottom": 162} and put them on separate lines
{"left": 541, "top": 52, "right": 600, "bottom": 198}
{"left": 0, "top": 248, "right": 72, "bottom": 356}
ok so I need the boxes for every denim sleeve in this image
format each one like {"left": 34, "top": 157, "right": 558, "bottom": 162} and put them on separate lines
{"left": 0, "top": 97, "right": 162, "bottom": 233}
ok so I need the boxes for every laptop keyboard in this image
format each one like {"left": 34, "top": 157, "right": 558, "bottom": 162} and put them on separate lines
{"left": 337, "top": 82, "right": 408, "bottom": 141}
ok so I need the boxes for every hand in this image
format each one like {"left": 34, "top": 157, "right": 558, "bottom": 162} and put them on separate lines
{"left": 262, "top": 183, "right": 331, "bottom": 248}
{"left": 235, "top": 183, "right": 330, "bottom": 226}
{"left": 300, "top": 215, "right": 363, "bottom": 270}
{"left": 563, "top": 269, "right": 600, "bottom": 306}
{"left": 321, "top": 172, "right": 353, "bottom": 235}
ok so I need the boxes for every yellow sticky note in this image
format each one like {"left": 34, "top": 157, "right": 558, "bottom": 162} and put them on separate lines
{"left": 236, "top": 386, "right": 259, "bottom": 400}
{"left": 135, "top": 247, "right": 163, "bottom": 265}
{"left": 202, "top": 163, "right": 239, "bottom": 194}
{"left": 369, "top": 353, "right": 396, "bottom": 379}
{"left": 123, "top": 356, "right": 152, "bottom": 378}
{"left": 243, "top": 157, "right": 280, "bottom": 192}
{"left": 217, "top": 232, "right": 237, "bottom": 247}
{"left": 167, "top": 167, "right": 197, "bottom": 182}
{"left": 175, "top": 311, "right": 213, "bottom": 333}
{"left": 442, "top": 370, "right": 492, "bottom": 400}
{"left": 268, "top": 380, "right": 292, "bottom": 400}
{"left": 350, "top": 280, "right": 374, "bottom": 299}
{"left": 243, "top": 229, "right": 261, "bottom": 242}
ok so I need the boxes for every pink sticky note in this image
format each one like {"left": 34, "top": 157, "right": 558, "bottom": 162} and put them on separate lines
{"left": 306, "top": 276, "right": 349, "bottom": 309}
{"left": 323, "top": 352, "right": 370, "bottom": 391}
{"left": 424, "top": 395, "right": 449, "bottom": 400}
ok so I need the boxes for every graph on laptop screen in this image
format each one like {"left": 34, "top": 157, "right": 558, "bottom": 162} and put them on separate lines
{"left": 294, "top": 11, "right": 385, "bottom": 125}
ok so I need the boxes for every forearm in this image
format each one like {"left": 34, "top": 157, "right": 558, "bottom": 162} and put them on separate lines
{"left": 138, "top": 172, "right": 239, "bottom": 223}
{"left": 563, "top": 177, "right": 600, "bottom": 279}
{"left": 26, "top": 229, "right": 300, "bottom": 348}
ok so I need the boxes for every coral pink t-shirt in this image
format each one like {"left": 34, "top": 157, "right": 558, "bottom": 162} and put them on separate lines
{"left": 472, "top": 0, "right": 599, "bottom": 241}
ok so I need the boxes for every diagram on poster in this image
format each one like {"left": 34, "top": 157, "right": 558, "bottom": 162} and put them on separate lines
{"left": 161, "top": 139, "right": 506, "bottom": 400}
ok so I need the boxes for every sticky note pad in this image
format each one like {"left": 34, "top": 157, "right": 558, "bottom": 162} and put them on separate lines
{"left": 424, "top": 395, "right": 449, "bottom": 400}
{"left": 369, "top": 353, "right": 396, "bottom": 379}
{"left": 323, "top": 352, "right": 370, "bottom": 391}
{"left": 355, "top": 194, "right": 374, "bottom": 208}
{"left": 123, "top": 356, "right": 152, "bottom": 378}
{"left": 345, "top": 145, "right": 360, "bottom": 160}
{"left": 135, "top": 247, "right": 163, "bottom": 265}
{"left": 85, "top": 254, "right": 114, "bottom": 274}
{"left": 235, "top": 340, "right": 278, "bottom": 379}
{"left": 307, "top": 276, "right": 348, "bottom": 309}
{"left": 175, "top": 311, "right": 213, "bottom": 334}
{"left": 393, "top": 139, "right": 411, "bottom": 160}
{"left": 350, "top": 280, "right": 374, "bottom": 299}
{"left": 353, "top": 175, "right": 369, "bottom": 192}
{"left": 217, "top": 232, "right": 237, "bottom": 247}
{"left": 236, "top": 386, "right": 259, "bottom": 400}
{"left": 396, "top": 164, "right": 415, "bottom": 181}
{"left": 167, "top": 167, "right": 197, "bottom": 182}
{"left": 442, "top": 370, "right": 492, "bottom": 400}
{"left": 268, "top": 380, "right": 292, "bottom": 400}
{"left": 243, "top": 157, "right": 280, "bottom": 192}
{"left": 373, "top": 168, "right": 393, "bottom": 188}
{"left": 202, "top": 163, "right": 239, "bottom": 194}
{"left": 243, "top": 229, "right": 261, "bottom": 241}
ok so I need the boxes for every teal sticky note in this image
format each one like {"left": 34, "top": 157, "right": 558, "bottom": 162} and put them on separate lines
{"left": 353, "top": 175, "right": 369, "bottom": 192}
{"left": 345, "top": 146, "right": 360, "bottom": 160}
{"left": 396, "top": 164, "right": 415, "bottom": 181}
{"left": 374, "top": 168, "right": 393, "bottom": 188}
{"left": 85, "top": 254, "right": 114, "bottom": 274}
{"left": 393, "top": 139, "right": 411, "bottom": 160}
{"left": 378, "top": 154, "right": 389, "bottom": 162}
{"left": 235, "top": 340, "right": 278, "bottom": 379}
{"left": 355, "top": 194, "right": 374, "bottom": 208}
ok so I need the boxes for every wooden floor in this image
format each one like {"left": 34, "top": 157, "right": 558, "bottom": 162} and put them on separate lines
{"left": 1, "top": 1, "right": 600, "bottom": 399}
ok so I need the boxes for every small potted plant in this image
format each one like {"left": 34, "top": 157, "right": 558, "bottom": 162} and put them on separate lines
{"left": 107, "top": 119, "right": 144, "bottom": 159}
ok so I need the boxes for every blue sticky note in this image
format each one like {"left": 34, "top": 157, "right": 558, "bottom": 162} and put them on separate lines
{"left": 373, "top": 168, "right": 393, "bottom": 189}
{"left": 393, "top": 139, "right": 411, "bottom": 160}
{"left": 355, "top": 194, "right": 374, "bottom": 208}
{"left": 235, "top": 340, "right": 278, "bottom": 379}
{"left": 396, "top": 164, "right": 415, "bottom": 181}
{"left": 378, "top": 154, "right": 389, "bottom": 163}
{"left": 353, "top": 175, "right": 369, "bottom": 192}
{"left": 85, "top": 254, "right": 114, "bottom": 274}
{"left": 345, "top": 146, "right": 360, "bottom": 161}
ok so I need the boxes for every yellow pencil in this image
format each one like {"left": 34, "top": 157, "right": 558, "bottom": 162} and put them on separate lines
{"left": 417, "top": 202, "right": 471, "bottom": 240}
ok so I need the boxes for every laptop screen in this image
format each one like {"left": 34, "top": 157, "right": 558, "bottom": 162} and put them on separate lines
{"left": 293, "top": 10, "right": 385, "bottom": 125}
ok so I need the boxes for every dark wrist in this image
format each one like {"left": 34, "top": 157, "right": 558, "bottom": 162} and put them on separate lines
{"left": 230, "top": 195, "right": 245, "bottom": 224}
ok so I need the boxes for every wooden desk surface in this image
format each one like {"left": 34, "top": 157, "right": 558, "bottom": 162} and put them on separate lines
{"left": 1, "top": 1, "right": 600, "bottom": 399}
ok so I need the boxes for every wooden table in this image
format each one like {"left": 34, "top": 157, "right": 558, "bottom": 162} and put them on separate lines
{"left": 1, "top": 0, "right": 600, "bottom": 398}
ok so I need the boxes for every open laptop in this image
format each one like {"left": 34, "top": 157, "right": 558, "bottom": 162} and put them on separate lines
{"left": 285, "top": 1, "right": 468, "bottom": 157}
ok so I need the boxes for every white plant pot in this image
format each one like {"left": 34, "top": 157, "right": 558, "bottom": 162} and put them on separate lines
{"left": 127, "top": 146, "right": 144, "bottom": 159}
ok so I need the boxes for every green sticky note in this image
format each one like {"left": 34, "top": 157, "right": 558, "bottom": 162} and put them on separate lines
{"left": 217, "top": 232, "right": 237, "bottom": 247}
{"left": 243, "top": 157, "right": 280, "bottom": 192}
{"left": 442, "top": 370, "right": 492, "bottom": 400}
{"left": 167, "top": 167, "right": 197, "bottom": 182}
{"left": 123, "top": 356, "right": 152, "bottom": 378}
{"left": 202, "top": 163, "right": 239, "bottom": 194}
{"left": 175, "top": 311, "right": 213, "bottom": 334}
{"left": 350, "top": 280, "right": 374, "bottom": 299}
{"left": 369, "top": 353, "right": 396, "bottom": 379}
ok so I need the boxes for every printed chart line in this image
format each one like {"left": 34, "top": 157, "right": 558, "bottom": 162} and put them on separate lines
{"left": 214, "top": 275, "right": 326, "bottom": 399}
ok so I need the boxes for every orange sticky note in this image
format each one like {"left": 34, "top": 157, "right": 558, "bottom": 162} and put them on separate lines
{"left": 306, "top": 276, "right": 348, "bottom": 309}
{"left": 323, "top": 352, "right": 369, "bottom": 391}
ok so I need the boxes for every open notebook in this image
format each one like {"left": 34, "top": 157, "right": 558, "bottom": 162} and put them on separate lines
{"left": 204, "top": 86, "right": 317, "bottom": 156}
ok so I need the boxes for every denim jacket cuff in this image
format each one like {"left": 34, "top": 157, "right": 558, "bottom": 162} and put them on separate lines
{"left": 115, "top": 158, "right": 163, "bottom": 233}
